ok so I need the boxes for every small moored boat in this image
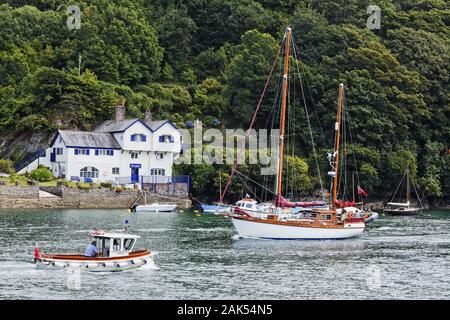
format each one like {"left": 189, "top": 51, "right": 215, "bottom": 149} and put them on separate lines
{"left": 35, "top": 228, "right": 154, "bottom": 272}
{"left": 134, "top": 202, "right": 177, "bottom": 212}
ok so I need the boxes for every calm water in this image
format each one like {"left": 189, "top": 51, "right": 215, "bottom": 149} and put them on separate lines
{"left": 0, "top": 208, "right": 448, "bottom": 300}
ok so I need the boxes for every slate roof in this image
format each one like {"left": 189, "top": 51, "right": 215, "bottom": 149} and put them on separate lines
{"left": 94, "top": 119, "right": 141, "bottom": 133}
{"left": 146, "top": 120, "right": 168, "bottom": 131}
{"left": 94, "top": 118, "right": 178, "bottom": 133}
{"left": 58, "top": 130, "right": 122, "bottom": 149}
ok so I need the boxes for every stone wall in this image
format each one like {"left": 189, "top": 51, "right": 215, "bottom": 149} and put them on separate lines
{"left": 0, "top": 185, "right": 39, "bottom": 199}
{"left": 142, "top": 182, "right": 188, "bottom": 197}
{"left": 0, "top": 184, "right": 191, "bottom": 209}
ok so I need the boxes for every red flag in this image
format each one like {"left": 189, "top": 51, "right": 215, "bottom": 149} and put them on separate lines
{"left": 357, "top": 186, "right": 368, "bottom": 197}
{"left": 34, "top": 243, "right": 40, "bottom": 262}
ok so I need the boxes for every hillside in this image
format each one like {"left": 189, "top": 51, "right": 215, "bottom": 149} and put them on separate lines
{"left": 0, "top": 0, "right": 448, "bottom": 202}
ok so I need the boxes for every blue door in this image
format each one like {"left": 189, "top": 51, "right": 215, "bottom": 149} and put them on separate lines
{"left": 131, "top": 168, "right": 139, "bottom": 183}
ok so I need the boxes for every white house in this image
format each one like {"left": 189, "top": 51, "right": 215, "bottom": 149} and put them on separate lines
{"left": 42, "top": 105, "right": 181, "bottom": 184}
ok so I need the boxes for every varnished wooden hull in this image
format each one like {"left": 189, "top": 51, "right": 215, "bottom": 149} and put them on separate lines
{"left": 36, "top": 250, "right": 154, "bottom": 272}
{"left": 230, "top": 216, "right": 365, "bottom": 240}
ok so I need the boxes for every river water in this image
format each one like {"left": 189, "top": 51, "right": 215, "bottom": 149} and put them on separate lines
{"left": 0, "top": 208, "right": 448, "bottom": 300}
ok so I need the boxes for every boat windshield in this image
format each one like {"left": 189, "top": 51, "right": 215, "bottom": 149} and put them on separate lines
{"left": 124, "top": 239, "right": 135, "bottom": 250}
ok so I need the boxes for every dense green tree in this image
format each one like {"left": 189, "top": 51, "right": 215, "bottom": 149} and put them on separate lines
{"left": 0, "top": 0, "right": 448, "bottom": 202}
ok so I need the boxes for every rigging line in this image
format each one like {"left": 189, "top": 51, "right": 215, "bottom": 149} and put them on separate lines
{"left": 345, "top": 104, "right": 362, "bottom": 187}
{"left": 234, "top": 170, "right": 264, "bottom": 202}
{"left": 411, "top": 174, "right": 424, "bottom": 208}
{"left": 234, "top": 169, "right": 276, "bottom": 195}
{"left": 220, "top": 36, "right": 284, "bottom": 203}
{"left": 303, "top": 68, "right": 327, "bottom": 147}
{"left": 389, "top": 170, "right": 407, "bottom": 202}
{"left": 263, "top": 55, "right": 284, "bottom": 130}
{"left": 291, "top": 37, "right": 325, "bottom": 200}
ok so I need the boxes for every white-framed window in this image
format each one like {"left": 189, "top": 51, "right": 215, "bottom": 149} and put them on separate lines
{"left": 156, "top": 152, "right": 164, "bottom": 160}
{"left": 112, "top": 167, "right": 120, "bottom": 175}
{"left": 131, "top": 152, "right": 139, "bottom": 159}
{"left": 80, "top": 166, "right": 99, "bottom": 178}
{"left": 151, "top": 168, "right": 165, "bottom": 176}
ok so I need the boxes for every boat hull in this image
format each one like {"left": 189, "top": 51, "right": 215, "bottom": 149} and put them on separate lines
{"left": 201, "top": 204, "right": 232, "bottom": 214}
{"left": 36, "top": 250, "right": 154, "bottom": 272}
{"left": 135, "top": 204, "right": 177, "bottom": 212}
{"left": 230, "top": 216, "right": 365, "bottom": 240}
{"left": 384, "top": 208, "right": 421, "bottom": 216}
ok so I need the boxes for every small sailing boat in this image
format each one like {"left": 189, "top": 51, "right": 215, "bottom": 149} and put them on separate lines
{"left": 133, "top": 192, "right": 177, "bottom": 212}
{"left": 227, "top": 27, "right": 365, "bottom": 240}
{"left": 384, "top": 167, "right": 423, "bottom": 215}
{"left": 35, "top": 220, "right": 154, "bottom": 272}
{"left": 199, "top": 171, "right": 232, "bottom": 214}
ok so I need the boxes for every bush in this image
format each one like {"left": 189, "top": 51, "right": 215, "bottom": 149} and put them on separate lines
{"left": 30, "top": 167, "right": 53, "bottom": 182}
{"left": 77, "top": 183, "right": 92, "bottom": 190}
{"left": 100, "top": 182, "right": 113, "bottom": 189}
{"left": 115, "top": 187, "right": 124, "bottom": 193}
{"left": 0, "top": 159, "right": 14, "bottom": 174}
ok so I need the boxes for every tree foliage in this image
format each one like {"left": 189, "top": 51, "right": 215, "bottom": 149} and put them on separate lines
{"left": 0, "top": 0, "right": 448, "bottom": 202}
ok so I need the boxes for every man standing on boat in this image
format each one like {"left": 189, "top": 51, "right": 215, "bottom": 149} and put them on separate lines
{"left": 84, "top": 240, "right": 99, "bottom": 257}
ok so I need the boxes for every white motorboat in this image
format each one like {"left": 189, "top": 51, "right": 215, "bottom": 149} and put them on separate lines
{"left": 134, "top": 203, "right": 177, "bottom": 212}
{"left": 35, "top": 227, "right": 154, "bottom": 272}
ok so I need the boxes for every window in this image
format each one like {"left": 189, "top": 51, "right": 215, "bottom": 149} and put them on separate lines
{"left": 75, "top": 149, "right": 90, "bottom": 155}
{"left": 156, "top": 152, "right": 164, "bottom": 160}
{"left": 150, "top": 168, "right": 165, "bottom": 176}
{"left": 123, "top": 239, "right": 135, "bottom": 250}
{"left": 131, "top": 134, "right": 146, "bottom": 142}
{"left": 159, "top": 135, "right": 174, "bottom": 143}
{"left": 80, "top": 166, "right": 99, "bottom": 179}
{"left": 245, "top": 203, "right": 253, "bottom": 208}
{"left": 326, "top": 214, "right": 332, "bottom": 221}
{"left": 53, "top": 147, "right": 63, "bottom": 155}
{"left": 112, "top": 168, "right": 120, "bottom": 175}
{"left": 131, "top": 152, "right": 139, "bottom": 159}
{"left": 96, "top": 149, "right": 114, "bottom": 156}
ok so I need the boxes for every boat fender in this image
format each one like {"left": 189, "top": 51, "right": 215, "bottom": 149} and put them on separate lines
{"left": 99, "top": 263, "right": 106, "bottom": 267}
{"left": 51, "top": 262, "right": 56, "bottom": 266}
{"left": 143, "top": 259, "right": 147, "bottom": 264}
{"left": 129, "top": 260, "right": 135, "bottom": 265}
{"left": 116, "top": 263, "right": 121, "bottom": 268}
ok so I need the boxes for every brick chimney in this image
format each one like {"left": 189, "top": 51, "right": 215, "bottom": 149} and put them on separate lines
{"left": 144, "top": 110, "right": 152, "bottom": 123}
{"left": 115, "top": 99, "right": 126, "bottom": 122}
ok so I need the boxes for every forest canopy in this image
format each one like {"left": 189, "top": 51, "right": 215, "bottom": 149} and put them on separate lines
{"left": 0, "top": 0, "right": 448, "bottom": 202}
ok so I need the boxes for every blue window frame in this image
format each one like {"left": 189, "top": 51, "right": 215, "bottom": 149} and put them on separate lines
{"left": 75, "top": 149, "right": 90, "bottom": 155}
{"left": 95, "top": 149, "right": 114, "bottom": 156}
{"left": 159, "top": 135, "right": 174, "bottom": 143}
{"left": 131, "top": 134, "right": 146, "bottom": 142}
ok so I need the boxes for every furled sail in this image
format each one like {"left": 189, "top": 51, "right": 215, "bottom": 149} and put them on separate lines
{"left": 275, "top": 195, "right": 327, "bottom": 208}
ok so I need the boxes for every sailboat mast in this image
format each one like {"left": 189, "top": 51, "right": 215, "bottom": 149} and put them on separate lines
{"left": 352, "top": 172, "right": 355, "bottom": 203}
{"left": 332, "top": 83, "right": 344, "bottom": 209}
{"left": 406, "top": 167, "right": 411, "bottom": 205}
{"left": 276, "top": 27, "right": 292, "bottom": 197}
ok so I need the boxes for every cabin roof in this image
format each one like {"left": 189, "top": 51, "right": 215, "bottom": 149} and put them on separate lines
{"left": 90, "top": 230, "right": 140, "bottom": 239}
{"left": 56, "top": 130, "right": 122, "bottom": 149}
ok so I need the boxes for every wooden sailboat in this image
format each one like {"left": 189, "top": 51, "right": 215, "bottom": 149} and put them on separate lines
{"left": 384, "top": 167, "right": 423, "bottom": 215}
{"left": 229, "top": 28, "right": 365, "bottom": 240}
